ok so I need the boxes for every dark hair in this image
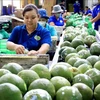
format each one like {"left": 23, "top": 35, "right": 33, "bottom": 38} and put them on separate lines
{"left": 22, "top": 4, "right": 38, "bottom": 16}
{"left": 61, "top": 0, "right": 65, "bottom": 2}
{"left": 85, "top": 6, "right": 88, "bottom": 8}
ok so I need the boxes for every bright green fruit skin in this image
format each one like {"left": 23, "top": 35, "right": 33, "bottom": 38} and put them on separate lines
{"left": 78, "top": 64, "right": 92, "bottom": 74}
{"left": 73, "top": 83, "right": 93, "bottom": 100}
{"left": 18, "top": 69, "right": 39, "bottom": 88}
{"left": 50, "top": 64, "right": 73, "bottom": 82}
{"left": 0, "top": 73, "right": 27, "bottom": 95}
{"left": 72, "top": 74, "right": 94, "bottom": 90}
{"left": 94, "top": 61, "right": 100, "bottom": 71}
{"left": 24, "top": 89, "right": 52, "bottom": 100}
{"left": 0, "top": 69, "right": 11, "bottom": 77}
{"left": 0, "top": 83, "right": 22, "bottom": 100}
{"left": 94, "top": 84, "right": 100, "bottom": 100}
{"left": 85, "top": 68, "right": 100, "bottom": 87}
{"left": 56, "top": 86, "right": 82, "bottom": 100}
{"left": 2, "top": 63, "right": 23, "bottom": 74}
{"left": 30, "top": 64, "right": 51, "bottom": 80}
{"left": 50, "top": 76, "right": 71, "bottom": 91}
{"left": 28, "top": 78, "right": 55, "bottom": 98}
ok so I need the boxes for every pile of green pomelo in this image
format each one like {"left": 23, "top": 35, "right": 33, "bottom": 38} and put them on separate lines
{"left": 0, "top": 26, "right": 100, "bottom": 100}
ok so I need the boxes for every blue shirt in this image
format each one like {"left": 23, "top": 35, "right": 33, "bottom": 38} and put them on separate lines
{"left": 85, "top": 9, "right": 92, "bottom": 15}
{"left": 48, "top": 15, "right": 64, "bottom": 26}
{"left": 8, "top": 23, "right": 52, "bottom": 51}
{"left": 73, "top": 3, "right": 80, "bottom": 13}
{"left": 45, "top": 23, "right": 57, "bottom": 36}
{"left": 92, "top": 4, "right": 100, "bottom": 31}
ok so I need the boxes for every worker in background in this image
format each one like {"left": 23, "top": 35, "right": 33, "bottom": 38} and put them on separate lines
{"left": 48, "top": 5, "right": 64, "bottom": 26}
{"left": 38, "top": 8, "right": 57, "bottom": 36}
{"left": 91, "top": 0, "right": 100, "bottom": 31}
{"left": 73, "top": 0, "right": 80, "bottom": 14}
{"left": 7, "top": 4, "right": 51, "bottom": 55}
{"left": 84, "top": 6, "right": 92, "bottom": 16}
{"left": 59, "top": 0, "right": 67, "bottom": 18}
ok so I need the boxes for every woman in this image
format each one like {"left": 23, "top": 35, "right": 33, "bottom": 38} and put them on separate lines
{"left": 7, "top": 4, "right": 51, "bottom": 55}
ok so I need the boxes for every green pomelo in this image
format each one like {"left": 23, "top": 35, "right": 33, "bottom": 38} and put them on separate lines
{"left": 78, "top": 64, "right": 92, "bottom": 74}
{"left": 50, "top": 76, "right": 71, "bottom": 91}
{"left": 90, "top": 42, "right": 100, "bottom": 55}
{"left": 59, "top": 46, "right": 67, "bottom": 56}
{"left": 24, "top": 89, "right": 52, "bottom": 100}
{"left": 72, "top": 74, "right": 94, "bottom": 89}
{"left": 67, "top": 56, "right": 80, "bottom": 66}
{"left": 56, "top": 86, "right": 82, "bottom": 100}
{"left": 0, "top": 69, "right": 11, "bottom": 77}
{"left": 28, "top": 78, "right": 55, "bottom": 98}
{"left": 61, "top": 47, "right": 77, "bottom": 59}
{"left": 86, "top": 55, "right": 99, "bottom": 66}
{"left": 50, "top": 64, "right": 73, "bottom": 82}
{"left": 76, "top": 45, "right": 87, "bottom": 52}
{"left": 60, "top": 41, "right": 71, "bottom": 48}
{"left": 30, "top": 64, "right": 51, "bottom": 80}
{"left": 74, "top": 59, "right": 91, "bottom": 68}
{"left": 71, "top": 39, "right": 84, "bottom": 48}
{"left": 0, "top": 83, "right": 22, "bottom": 100}
{"left": 78, "top": 50, "right": 91, "bottom": 59}
{"left": 69, "top": 67, "right": 80, "bottom": 77}
{"left": 64, "top": 33, "right": 76, "bottom": 42}
{"left": 2, "top": 63, "right": 24, "bottom": 74}
{"left": 84, "top": 35, "right": 96, "bottom": 47}
{"left": 94, "top": 84, "right": 100, "bottom": 100}
{"left": 85, "top": 68, "right": 100, "bottom": 87}
{"left": 94, "top": 61, "right": 100, "bottom": 71}
{"left": 65, "top": 53, "right": 79, "bottom": 62}
{"left": 52, "top": 62, "right": 72, "bottom": 69}
{"left": 73, "top": 83, "right": 93, "bottom": 100}
{"left": 18, "top": 69, "right": 39, "bottom": 88}
{"left": 0, "top": 73, "right": 27, "bottom": 95}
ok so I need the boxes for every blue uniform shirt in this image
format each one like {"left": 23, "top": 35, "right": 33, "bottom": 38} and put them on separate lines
{"left": 45, "top": 23, "right": 57, "bottom": 36}
{"left": 73, "top": 3, "right": 80, "bottom": 13}
{"left": 92, "top": 4, "right": 100, "bottom": 31}
{"left": 48, "top": 15, "right": 64, "bottom": 26}
{"left": 85, "top": 9, "right": 92, "bottom": 15}
{"left": 8, "top": 23, "right": 52, "bottom": 51}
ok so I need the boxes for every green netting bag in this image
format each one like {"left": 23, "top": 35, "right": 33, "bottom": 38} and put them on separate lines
{"left": 87, "top": 28, "right": 96, "bottom": 36}
{"left": 0, "top": 29, "right": 9, "bottom": 39}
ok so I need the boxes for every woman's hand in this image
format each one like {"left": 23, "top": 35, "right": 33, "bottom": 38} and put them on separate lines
{"left": 14, "top": 45, "right": 25, "bottom": 54}
{"left": 28, "top": 50, "right": 39, "bottom": 56}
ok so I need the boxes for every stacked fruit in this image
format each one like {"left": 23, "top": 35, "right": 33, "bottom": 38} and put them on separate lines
{"left": 0, "top": 57, "right": 100, "bottom": 100}
{"left": 56, "top": 25, "right": 100, "bottom": 100}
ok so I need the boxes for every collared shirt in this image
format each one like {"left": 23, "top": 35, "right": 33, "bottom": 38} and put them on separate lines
{"left": 8, "top": 23, "right": 52, "bottom": 51}
{"left": 73, "top": 3, "right": 80, "bottom": 13}
{"left": 45, "top": 23, "right": 57, "bottom": 36}
{"left": 48, "top": 15, "right": 64, "bottom": 26}
{"left": 85, "top": 9, "right": 92, "bottom": 15}
{"left": 92, "top": 4, "right": 100, "bottom": 31}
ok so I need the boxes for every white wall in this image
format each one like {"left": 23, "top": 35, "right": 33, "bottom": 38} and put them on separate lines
{"left": 84, "top": 0, "right": 98, "bottom": 10}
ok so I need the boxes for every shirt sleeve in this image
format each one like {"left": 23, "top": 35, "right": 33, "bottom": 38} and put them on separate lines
{"left": 8, "top": 26, "right": 20, "bottom": 43}
{"left": 46, "top": 24, "right": 57, "bottom": 36}
{"left": 48, "top": 16, "right": 54, "bottom": 24}
{"left": 40, "top": 28, "right": 52, "bottom": 47}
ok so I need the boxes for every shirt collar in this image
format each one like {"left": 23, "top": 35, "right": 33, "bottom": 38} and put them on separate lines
{"left": 22, "top": 23, "right": 42, "bottom": 31}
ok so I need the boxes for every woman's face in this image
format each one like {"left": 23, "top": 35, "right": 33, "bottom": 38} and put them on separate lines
{"left": 23, "top": 9, "right": 39, "bottom": 29}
